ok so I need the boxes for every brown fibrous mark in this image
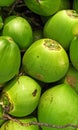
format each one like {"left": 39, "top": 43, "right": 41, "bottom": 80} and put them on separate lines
{"left": 66, "top": 10, "right": 78, "bottom": 18}
{"left": 4, "top": 106, "right": 10, "bottom": 113}
{"left": 2, "top": 93, "right": 14, "bottom": 112}
{"left": 43, "top": 39, "right": 61, "bottom": 51}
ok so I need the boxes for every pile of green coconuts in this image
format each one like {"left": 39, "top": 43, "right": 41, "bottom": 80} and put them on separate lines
{"left": 0, "top": 0, "right": 78, "bottom": 130}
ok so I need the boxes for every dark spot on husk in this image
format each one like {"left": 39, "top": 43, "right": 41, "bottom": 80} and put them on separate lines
{"left": 32, "top": 89, "right": 37, "bottom": 96}
{"left": 37, "top": 55, "right": 39, "bottom": 58}
{"left": 50, "top": 96, "right": 53, "bottom": 103}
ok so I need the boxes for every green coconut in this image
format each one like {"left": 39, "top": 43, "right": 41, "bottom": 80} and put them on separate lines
{"left": 2, "top": 16, "right": 33, "bottom": 51}
{"left": 43, "top": 10, "right": 78, "bottom": 50}
{"left": 69, "top": 36, "right": 78, "bottom": 71}
{"left": 22, "top": 38, "right": 69, "bottom": 83}
{"left": 0, "top": 36, "right": 21, "bottom": 84}
{"left": 1, "top": 75, "right": 41, "bottom": 117}
{"left": 38, "top": 83, "right": 78, "bottom": 130}
{"left": 24, "top": 0, "right": 70, "bottom": 16}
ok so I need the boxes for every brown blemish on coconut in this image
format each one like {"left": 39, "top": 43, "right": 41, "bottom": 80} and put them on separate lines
{"left": 66, "top": 76, "right": 76, "bottom": 88}
{"left": 2, "top": 92, "right": 14, "bottom": 112}
{"left": 66, "top": 10, "right": 78, "bottom": 18}
{"left": 43, "top": 39, "right": 61, "bottom": 51}
{"left": 36, "top": 73, "right": 44, "bottom": 80}
{"left": 36, "top": 0, "right": 41, "bottom": 4}
{"left": 8, "top": 38, "right": 13, "bottom": 41}
{"left": 32, "top": 89, "right": 37, "bottom": 96}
